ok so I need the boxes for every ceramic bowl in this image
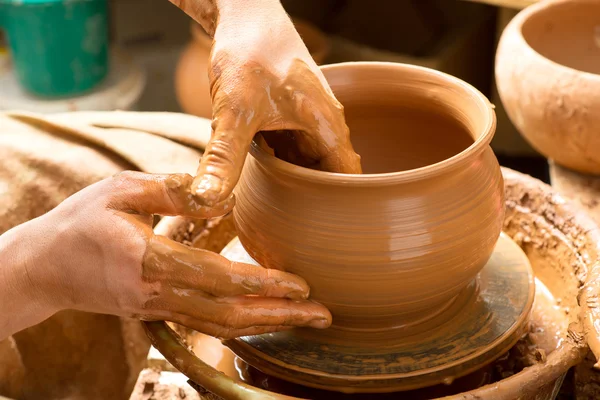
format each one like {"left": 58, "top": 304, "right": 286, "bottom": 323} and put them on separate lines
{"left": 233, "top": 62, "right": 504, "bottom": 331}
{"left": 495, "top": 0, "right": 600, "bottom": 174}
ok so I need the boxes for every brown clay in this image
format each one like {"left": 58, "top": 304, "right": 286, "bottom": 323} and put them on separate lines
{"left": 175, "top": 19, "right": 330, "bottom": 119}
{"left": 188, "top": 56, "right": 362, "bottom": 208}
{"left": 115, "top": 174, "right": 332, "bottom": 340}
{"left": 234, "top": 62, "right": 504, "bottom": 332}
{"left": 180, "top": 275, "right": 559, "bottom": 399}
{"left": 134, "top": 185, "right": 333, "bottom": 338}
{"left": 145, "top": 167, "right": 593, "bottom": 399}
{"left": 495, "top": 0, "right": 600, "bottom": 174}
{"left": 221, "top": 233, "right": 535, "bottom": 392}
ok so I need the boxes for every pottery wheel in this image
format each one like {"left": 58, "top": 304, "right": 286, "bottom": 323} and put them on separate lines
{"left": 220, "top": 233, "right": 535, "bottom": 393}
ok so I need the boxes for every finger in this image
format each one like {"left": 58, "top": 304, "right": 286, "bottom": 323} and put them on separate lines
{"left": 191, "top": 113, "right": 255, "bottom": 207}
{"left": 154, "top": 311, "right": 296, "bottom": 339}
{"left": 319, "top": 134, "right": 363, "bottom": 174}
{"left": 304, "top": 103, "right": 362, "bottom": 174}
{"left": 152, "top": 287, "right": 332, "bottom": 330}
{"left": 271, "top": 60, "right": 362, "bottom": 174}
{"left": 144, "top": 235, "right": 310, "bottom": 299}
{"left": 108, "top": 171, "right": 235, "bottom": 218}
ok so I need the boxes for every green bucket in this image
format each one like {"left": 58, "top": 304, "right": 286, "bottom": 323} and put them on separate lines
{"left": 0, "top": 0, "right": 109, "bottom": 97}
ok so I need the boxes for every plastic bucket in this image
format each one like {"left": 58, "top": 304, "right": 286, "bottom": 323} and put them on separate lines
{"left": 0, "top": 0, "right": 109, "bottom": 97}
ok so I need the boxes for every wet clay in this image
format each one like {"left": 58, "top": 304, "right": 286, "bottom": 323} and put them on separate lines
{"left": 192, "top": 58, "right": 362, "bottom": 206}
{"left": 170, "top": 0, "right": 363, "bottom": 206}
{"left": 140, "top": 232, "right": 331, "bottom": 339}
{"left": 181, "top": 277, "right": 563, "bottom": 399}
{"left": 145, "top": 168, "right": 592, "bottom": 400}
{"left": 342, "top": 104, "right": 473, "bottom": 173}
{"left": 221, "top": 232, "right": 535, "bottom": 393}
{"left": 234, "top": 62, "right": 503, "bottom": 332}
{"left": 65, "top": 171, "right": 331, "bottom": 341}
{"left": 262, "top": 101, "right": 474, "bottom": 174}
{"left": 496, "top": 0, "right": 600, "bottom": 174}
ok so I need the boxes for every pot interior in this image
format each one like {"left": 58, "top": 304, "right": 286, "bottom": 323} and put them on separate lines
{"left": 342, "top": 96, "right": 473, "bottom": 174}
{"left": 521, "top": 1, "right": 600, "bottom": 75}
{"left": 321, "top": 64, "right": 493, "bottom": 174}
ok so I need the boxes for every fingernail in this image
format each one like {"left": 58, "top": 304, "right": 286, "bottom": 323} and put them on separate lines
{"left": 193, "top": 174, "right": 223, "bottom": 206}
{"left": 308, "top": 318, "right": 331, "bottom": 329}
{"left": 285, "top": 290, "right": 308, "bottom": 300}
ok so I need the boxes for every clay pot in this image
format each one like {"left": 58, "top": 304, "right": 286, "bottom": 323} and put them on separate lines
{"left": 495, "top": 0, "right": 600, "bottom": 174}
{"left": 175, "top": 19, "right": 330, "bottom": 119}
{"left": 233, "top": 62, "right": 504, "bottom": 331}
{"left": 145, "top": 167, "right": 595, "bottom": 399}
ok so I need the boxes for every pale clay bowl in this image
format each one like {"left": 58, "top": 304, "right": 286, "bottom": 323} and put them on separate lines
{"left": 496, "top": 0, "right": 600, "bottom": 174}
{"left": 233, "top": 62, "right": 504, "bottom": 332}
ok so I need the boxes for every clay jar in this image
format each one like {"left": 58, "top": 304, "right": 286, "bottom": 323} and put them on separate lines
{"left": 175, "top": 19, "right": 330, "bottom": 119}
{"left": 495, "top": 0, "right": 600, "bottom": 174}
{"left": 233, "top": 62, "right": 504, "bottom": 332}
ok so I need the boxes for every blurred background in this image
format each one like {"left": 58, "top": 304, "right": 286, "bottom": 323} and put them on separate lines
{"left": 0, "top": 0, "right": 547, "bottom": 180}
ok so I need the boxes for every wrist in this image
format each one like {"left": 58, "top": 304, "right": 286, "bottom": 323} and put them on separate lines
{"left": 0, "top": 220, "right": 62, "bottom": 339}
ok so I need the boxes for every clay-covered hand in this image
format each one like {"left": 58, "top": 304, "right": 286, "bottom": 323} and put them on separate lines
{"left": 0, "top": 172, "right": 331, "bottom": 341}
{"left": 171, "top": 0, "right": 362, "bottom": 207}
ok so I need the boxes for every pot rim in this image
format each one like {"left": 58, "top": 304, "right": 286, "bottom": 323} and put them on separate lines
{"left": 249, "top": 61, "right": 497, "bottom": 186}
{"left": 510, "top": 0, "right": 600, "bottom": 81}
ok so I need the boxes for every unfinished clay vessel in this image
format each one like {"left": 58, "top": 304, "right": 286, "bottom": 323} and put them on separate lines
{"left": 233, "top": 62, "right": 504, "bottom": 331}
{"left": 175, "top": 19, "right": 330, "bottom": 119}
{"left": 145, "top": 167, "right": 595, "bottom": 399}
{"left": 496, "top": 0, "right": 600, "bottom": 174}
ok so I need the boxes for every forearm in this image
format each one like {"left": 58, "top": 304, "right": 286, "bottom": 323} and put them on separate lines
{"left": 0, "top": 221, "right": 59, "bottom": 340}
{"left": 169, "top": 0, "right": 287, "bottom": 36}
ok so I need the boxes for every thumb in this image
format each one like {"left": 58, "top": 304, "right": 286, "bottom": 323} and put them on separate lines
{"left": 190, "top": 116, "right": 255, "bottom": 207}
{"left": 107, "top": 171, "right": 234, "bottom": 219}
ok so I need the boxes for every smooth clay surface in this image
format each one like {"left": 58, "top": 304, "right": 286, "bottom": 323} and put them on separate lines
{"left": 495, "top": 0, "right": 600, "bottom": 174}
{"left": 234, "top": 62, "right": 504, "bottom": 332}
{"left": 146, "top": 167, "right": 592, "bottom": 400}
{"left": 221, "top": 233, "right": 536, "bottom": 392}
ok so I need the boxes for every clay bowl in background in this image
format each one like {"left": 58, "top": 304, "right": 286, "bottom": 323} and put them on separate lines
{"left": 175, "top": 19, "right": 330, "bottom": 119}
{"left": 233, "top": 62, "right": 504, "bottom": 332}
{"left": 495, "top": 0, "right": 600, "bottom": 174}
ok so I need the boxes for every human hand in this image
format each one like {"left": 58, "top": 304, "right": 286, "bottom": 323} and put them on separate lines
{"left": 170, "top": 0, "right": 362, "bottom": 207}
{"left": 1, "top": 172, "right": 331, "bottom": 340}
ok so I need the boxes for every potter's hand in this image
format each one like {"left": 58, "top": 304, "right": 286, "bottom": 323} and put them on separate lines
{"left": 0, "top": 172, "right": 331, "bottom": 341}
{"left": 170, "top": 0, "right": 362, "bottom": 206}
